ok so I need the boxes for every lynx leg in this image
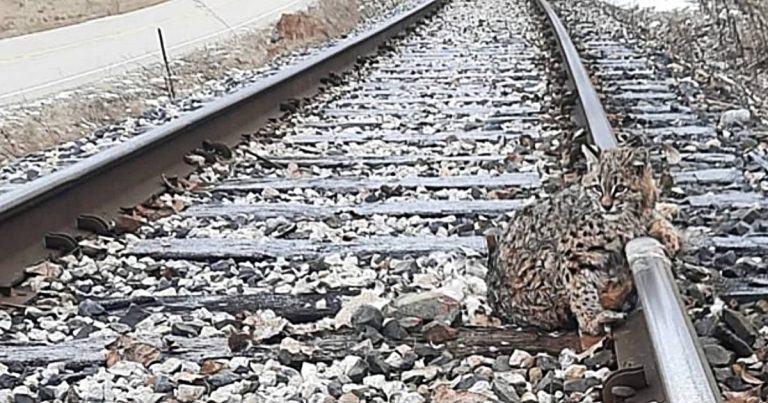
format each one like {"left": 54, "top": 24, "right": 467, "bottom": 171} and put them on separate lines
{"left": 648, "top": 215, "right": 681, "bottom": 256}
{"left": 568, "top": 270, "right": 626, "bottom": 336}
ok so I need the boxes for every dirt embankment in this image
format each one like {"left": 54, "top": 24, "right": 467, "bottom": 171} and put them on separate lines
{"left": 0, "top": 0, "right": 169, "bottom": 39}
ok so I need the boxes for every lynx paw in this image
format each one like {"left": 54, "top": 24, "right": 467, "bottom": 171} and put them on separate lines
{"left": 596, "top": 310, "right": 626, "bottom": 325}
{"left": 649, "top": 219, "right": 681, "bottom": 256}
{"left": 655, "top": 202, "right": 679, "bottom": 221}
{"left": 581, "top": 310, "right": 626, "bottom": 336}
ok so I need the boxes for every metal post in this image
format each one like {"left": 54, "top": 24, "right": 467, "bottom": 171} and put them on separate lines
{"left": 157, "top": 28, "right": 176, "bottom": 100}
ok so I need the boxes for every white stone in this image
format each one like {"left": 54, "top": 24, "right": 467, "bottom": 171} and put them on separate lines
{"left": 260, "top": 370, "right": 277, "bottom": 387}
{"left": 521, "top": 391, "right": 537, "bottom": 403}
{"left": 385, "top": 352, "right": 404, "bottom": 369}
{"left": 537, "top": 390, "right": 553, "bottom": 403}
{"left": 176, "top": 384, "right": 206, "bottom": 402}
{"left": 564, "top": 364, "right": 587, "bottom": 380}
{"left": 53, "top": 381, "right": 70, "bottom": 400}
{"left": 393, "top": 392, "right": 426, "bottom": 403}
{"left": 495, "top": 371, "right": 528, "bottom": 387}
{"left": 48, "top": 331, "right": 67, "bottom": 343}
{"left": 151, "top": 358, "right": 183, "bottom": 374}
{"left": 401, "top": 366, "right": 439, "bottom": 383}
{"left": 229, "top": 357, "right": 250, "bottom": 370}
{"left": 108, "top": 361, "right": 147, "bottom": 378}
{"left": 363, "top": 374, "right": 386, "bottom": 390}
{"left": 509, "top": 349, "right": 532, "bottom": 367}
{"left": 720, "top": 108, "right": 751, "bottom": 127}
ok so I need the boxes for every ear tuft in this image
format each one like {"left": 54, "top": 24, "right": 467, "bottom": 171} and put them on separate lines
{"left": 631, "top": 147, "right": 650, "bottom": 166}
{"left": 581, "top": 144, "right": 600, "bottom": 170}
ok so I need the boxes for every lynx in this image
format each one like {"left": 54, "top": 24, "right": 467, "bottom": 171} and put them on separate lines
{"left": 486, "top": 147, "right": 679, "bottom": 335}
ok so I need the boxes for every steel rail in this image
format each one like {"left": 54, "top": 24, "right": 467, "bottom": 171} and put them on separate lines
{"left": 535, "top": 0, "right": 618, "bottom": 150}
{"left": 0, "top": 0, "right": 445, "bottom": 290}
{"left": 627, "top": 238, "right": 721, "bottom": 403}
{"left": 533, "top": 0, "right": 721, "bottom": 402}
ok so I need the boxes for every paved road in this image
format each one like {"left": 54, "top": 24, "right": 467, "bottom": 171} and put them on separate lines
{"left": 0, "top": 0, "right": 311, "bottom": 105}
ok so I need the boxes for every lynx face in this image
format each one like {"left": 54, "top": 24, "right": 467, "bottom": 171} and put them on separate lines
{"left": 582, "top": 147, "right": 657, "bottom": 215}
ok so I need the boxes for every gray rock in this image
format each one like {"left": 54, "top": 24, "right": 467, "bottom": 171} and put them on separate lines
{"left": 722, "top": 309, "right": 756, "bottom": 344}
{"left": 724, "top": 375, "right": 749, "bottom": 392}
{"left": 583, "top": 350, "right": 614, "bottom": 368}
{"left": 401, "top": 366, "right": 439, "bottom": 383}
{"left": 694, "top": 314, "right": 718, "bottom": 337}
{"left": 399, "top": 350, "right": 419, "bottom": 370}
{"left": 713, "top": 367, "right": 732, "bottom": 383}
{"left": 413, "top": 344, "right": 441, "bottom": 360}
{"left": 382, "top": 319, "right": 408, "bottom": 340}
{"left": 508, "top": 350, "right": 532, "bottom": 368}
{"left": 455, "top": 374, "right": 480, "bottom": 390}
{"left": 37, "top": 387, "right": 56, "bottom": 401}
{"left": 563, "top": 378, "right": 600, "bottom": 393}
{"left": 741, "top": 208, "right": 760, "bottom": 224}
{"left": 260, "top": 371, "right": 277, "bottom": 387}
{"left": 13, "top": 393, "right": 35, "bottom": 403}
{"left": 209, "top": 371, "right": 241, "bottom": 387}
{"left": 493, "top": 372, "right": 526, "bottom": 402}
{"left": 343, "top": 356, "right": 368, "bottom": 382}
{"left": 352, "top": 305, "right": 384, "bottom": 331}
{"left": 365, "top": 352, "right": 392, "bottom": 375}
{"left": 360, "top": 325, "right": 384, "bottom": 345}
{"left": 730, "top": 222, "right": 751, "bottom": 236}
{"left": 536, "top": 371, "right": 563, "bottom": 393}
{"left": 391, "top": 291, "right": 460, "bottom": 325}
{"left": 78, "top": 299, "right": 105, "bottom": 317}
{"left": 493, "top": 379, "right": 521, "bottom": 403}
{"left": 703, "top": 344, "right": 734, "bottom": 367}
{"left": 492, "top": 355, "right": 511, "bottom": 372}
{"left": 328, "top": 379, "right": 344, "bottom": 398}
{"left": 119, "top": 304, "right": 150, "bottom": 329}
{"left": 154, "top": 375, "right": 175, "bottom": 393}
{"left": 172, "top": 323, "right": 201, "bottom": 337}
{"left": 535, "top": 355, "right": 558, "bottom": 371}
{"left": 714, "top": 324, "right": 753, "bottom": 357}
{"left": 210, "top": 260, "right": 233, "bottom": 272}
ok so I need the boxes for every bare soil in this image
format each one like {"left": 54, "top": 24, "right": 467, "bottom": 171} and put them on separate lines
{"left": 0, "top": 0, "right": 168, "bottom": 39}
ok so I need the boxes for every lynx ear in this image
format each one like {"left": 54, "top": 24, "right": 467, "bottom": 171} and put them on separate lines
{"left": 632, "top": 147, "right": 650, "bottom": 166}
{"left": 630, "top": 148, "right": 651, "bottom": 177}
{"left": 581, "top": 144, "right": 600, "bottom": 171}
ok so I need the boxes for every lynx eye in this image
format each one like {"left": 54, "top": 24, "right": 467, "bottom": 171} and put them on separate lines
{"left": 591, "top": 184, "right": 602, "bottom": 194}
{"left": 613, "top": 184, "right": 627, "bottom": 194}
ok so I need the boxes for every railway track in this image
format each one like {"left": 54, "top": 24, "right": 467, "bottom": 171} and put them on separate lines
{"left": 0, "top": 0, "right": 763, "bottom": 401}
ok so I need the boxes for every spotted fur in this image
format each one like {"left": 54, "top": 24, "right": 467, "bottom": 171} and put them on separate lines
{"left": 486, "top": 147, "right": 679, "bottom": 335}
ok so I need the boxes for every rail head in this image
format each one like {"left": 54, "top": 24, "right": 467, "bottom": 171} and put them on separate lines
{"left": 535, "top": 0, "right": 618, "bottom": 151}
{"left": 627, "top": 238, "right": 722, "bottom": 403}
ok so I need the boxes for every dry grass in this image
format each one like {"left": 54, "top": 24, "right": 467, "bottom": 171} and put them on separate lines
{"left": 602, "top": 0, "right": 768, "bottom": 125}
{"left": 0, "top": 0, "right": 381, "bottom": 164}
{"left": 0, "top": 0, "right": 168, "bottom": 39}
